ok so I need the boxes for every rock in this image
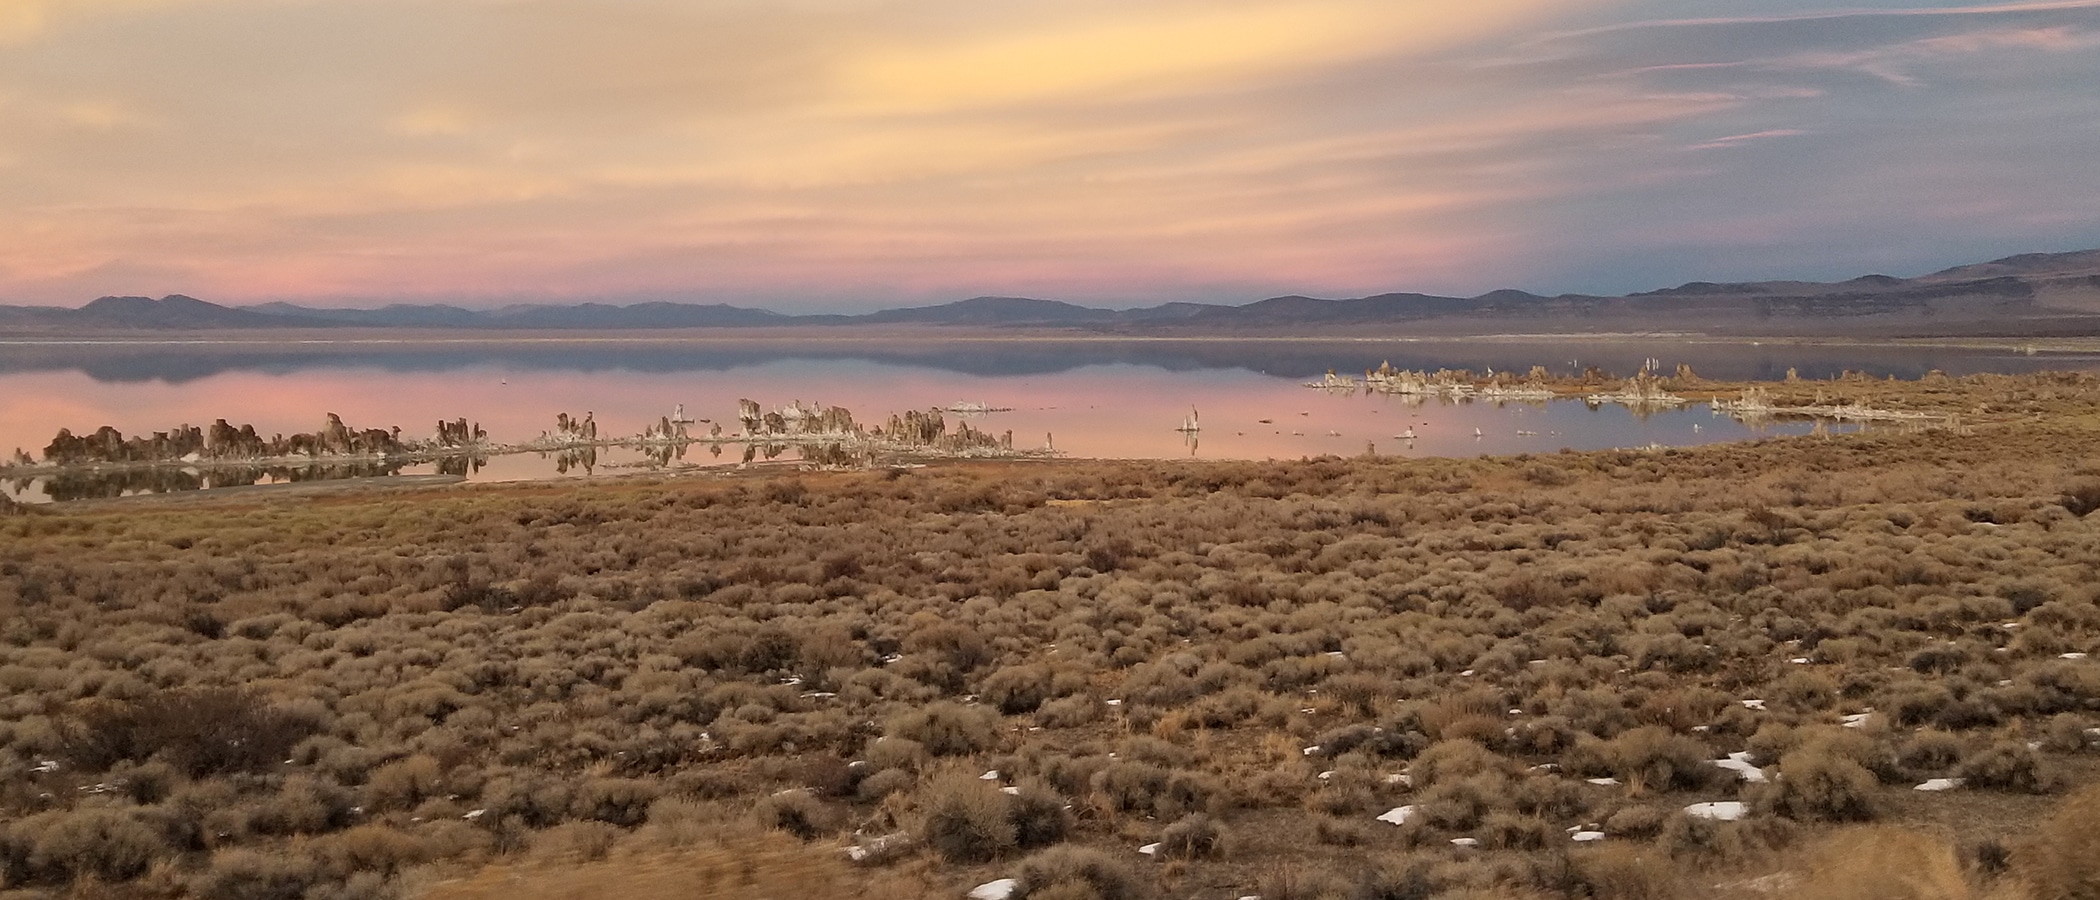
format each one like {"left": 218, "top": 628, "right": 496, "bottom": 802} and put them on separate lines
{"left": 1376, "top": 805, "right": 1417, "bottom": 826}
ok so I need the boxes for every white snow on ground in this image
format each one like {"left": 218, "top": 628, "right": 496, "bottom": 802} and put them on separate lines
{"left": 1138, "top": 843, "right": 1161, "bottom": 856}
{"left": 845, "top": 831, "right": 911, "bottom": 863}
{"left": 1841, "top": 712, "right": 1872, "bottom": 728}
{"left": 1573, "top": 831, "right": 1606, "bottom": 842}
{"left": 1711, "top": 752, "right": 1768, "bottom": 783}
{"left": 1377, "top": 805, "right": 1418, "bottom": 826}
{"left": 1915, "top": 778, "right": 1964, "bottom": 792}
{"left": 980, "top": 770, "right": 1001, "bottom": 780}
{"left": 1740, "top": 699, "right": 1766, "bottom": 710}
{"left": 1450, "top": 837, "right": 1480, "bottom": 848}
{"left": 1684, "top": 801, "right": 1747, "bottom": 821}
{"left": 1585, "top": 777, "right": 1621, "bottom": 786}
{"left": 2062, "top": 652, "right": 2089, "bottom": 660}
{"left": 968, "top": 878, "right": 1018, "bottom": 900}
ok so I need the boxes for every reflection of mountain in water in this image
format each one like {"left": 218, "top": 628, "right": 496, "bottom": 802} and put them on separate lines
{"left": 0, "top": 339, "right": 2087, "bottom": 384}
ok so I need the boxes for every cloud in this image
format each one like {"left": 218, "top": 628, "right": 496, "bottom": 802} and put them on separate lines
{"left": 1, "top": 0, "right": 2099, "bottom": 306}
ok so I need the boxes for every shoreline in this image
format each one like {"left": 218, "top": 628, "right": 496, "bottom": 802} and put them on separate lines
{"left": 1, "top": 327, "right": 2098, "bottom": 354}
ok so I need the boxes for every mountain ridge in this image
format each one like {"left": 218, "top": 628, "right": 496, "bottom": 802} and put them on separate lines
{"left": 5, "top": 248, "right": 2100, "bottom": 337}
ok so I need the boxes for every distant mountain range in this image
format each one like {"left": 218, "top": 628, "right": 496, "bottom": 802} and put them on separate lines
{"left": 5, "top": 248, "right": 2100, "bottom": 338}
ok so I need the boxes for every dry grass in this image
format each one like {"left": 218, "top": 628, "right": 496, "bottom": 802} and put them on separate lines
{"left": 4, "top": 372, "right": 2100, "bottom": 898}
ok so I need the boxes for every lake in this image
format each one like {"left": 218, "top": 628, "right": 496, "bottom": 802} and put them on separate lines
{"left": 4, "top": 335, "right": 2095, "bottom": 503}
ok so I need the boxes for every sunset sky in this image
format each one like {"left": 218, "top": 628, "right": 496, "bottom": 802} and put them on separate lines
{"left": 3, "top": 0, "right": 2099, "bottom": 311}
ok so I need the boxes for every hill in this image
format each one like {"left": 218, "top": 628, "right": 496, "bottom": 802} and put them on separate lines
{"left": 5, "top": 247, "right": 2100, "bottom": 337}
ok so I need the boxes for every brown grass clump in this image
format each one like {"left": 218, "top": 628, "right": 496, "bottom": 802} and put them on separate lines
{"left": 916, "top": 770, "right": 1020, "bottom": 863}
{"left": 58, "top": 687, "right": 315, "bottom": 777}
{"left": 1013, "top": 845, "right": 1147, "bottom": 900}
{"left": 416, "top": 835, "right": 930, "bottom": 900}
{"left": 1766, "top": 741, "right": 1880, "bottom": 822}
{"left": 2017, "top": 782, "right": 2100, "bottom": 900}
{"left": 1781, "top": 825, "right": 1974, "bottom": 900}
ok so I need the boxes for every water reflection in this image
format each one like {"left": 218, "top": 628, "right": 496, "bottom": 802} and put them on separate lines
{"left": 2, "top": 336, "right": 2093, "bottom": 383}
{"left": 2, "top": 335, "right": 2072, "bottom": 504}
{"left": 18, "top": 461, "right": 409, "bottom": 502}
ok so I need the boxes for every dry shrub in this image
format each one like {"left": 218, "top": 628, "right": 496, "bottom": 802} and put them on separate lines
{"left": 59, "top": 687, "right": 314, "bottom": 777}
{"left": 1603, "top": 805, "right": 1671, "bottom": 839}
{"left": 2043, "top": 714, "right": 2090, "bottom": 753}
{"left": 1038, "top": 694, "right": 1105, "bottom": 729}
{"left": 1409, "top": 739, "right": 1506, "bottom": 788}
{"left": 886, "top": 702, "right": 997, "bottom": 757}
{"left": 573, "top": 777, "right": 661, "bottom": 826}
{"left": 531, "top": 821, "right": 623, "bottom": 862}
{"left": 858, "top": 768, "right": 915, "bottom": 801}
{"left": 310, "top": 826, "right": 428, "bottom": 881}
{"left": 1156, "top": 813, "right": 1228, "bottom": 860}
{"left": 752, "top": 789, "right": 838, "bottom": 840}
{"left": 1568, "top": 726, "right": 1721, "bottom": 792}
{"left": 1897, "top": 730, "right": 1967, "bottom": 774}
{"left": 1767, "top": 740, "right": 1879, "bottom": 822}
{"left": 983, "top": 664, "right": 1056, "bottom": 715}
{"left": 2022, "top": 782, "right": 2100, "bottom": 899}
{"left": 366, "top": 755, "right": 444, "bottom": 810}
{"left": 1420, "top": 691, "right": 1508, "bottom": 744}
{"left": 1957, "top": 740, "right": 2057, "bottom": 794}
{"left": 917, "top": 770, "right": 1017, "bottom": 863}
{"left": 418, "top": 837, "right": 931, "bottom": 900}
{"left": 0, "top": 807, "right": 169, "bottom": 885}
{"left": 189, "top": 848, "right": 323, "bottom": 900}
{"left": 1786, "top": 825, "right": 1971, "bottom": 900}
{"left": 2060, "top": 481, "right": 2100, "bottom": 517}
{"left": 1007, "top": 779, "right": 1073, "bottom": 852}
{"left": 1571, "top": 844, "right": 1678, "bottom": 900}
{"left": 1014, "top": 845, "right": 1147, "bottom": 900}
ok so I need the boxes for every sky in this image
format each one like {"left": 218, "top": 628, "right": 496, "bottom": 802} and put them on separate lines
{"left": 2, "top": 0, "right": 2099, "bottom": 312}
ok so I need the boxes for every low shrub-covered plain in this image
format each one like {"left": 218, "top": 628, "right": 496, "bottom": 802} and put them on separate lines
{"left": 7, "top": 372, "right": 2100, "bottom": 899}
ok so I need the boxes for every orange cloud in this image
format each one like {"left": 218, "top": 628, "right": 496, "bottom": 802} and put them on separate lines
{"left": 834, "top": 1, "right": 1561, "bottom": 113}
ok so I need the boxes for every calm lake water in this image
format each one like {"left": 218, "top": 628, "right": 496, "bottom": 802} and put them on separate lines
{"left": 4, "top": 336, "right": 2095, "bottom": 503}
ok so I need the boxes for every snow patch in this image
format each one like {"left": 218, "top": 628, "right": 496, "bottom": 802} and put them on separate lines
{"left": 1683, "top": 801, "right": 1747, "bottom": 821}
{"left": 968, "top": 879, "right": 1019, "bottom": 900}
{"left": 1377, "top": 805, "right": 1417, "bottom": 826}
{"left": 1915, "top": 778, "right": 1964, "bottom": 792}
{"left": 1711, "top": 752, "right": 1767, "bottom": 783}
